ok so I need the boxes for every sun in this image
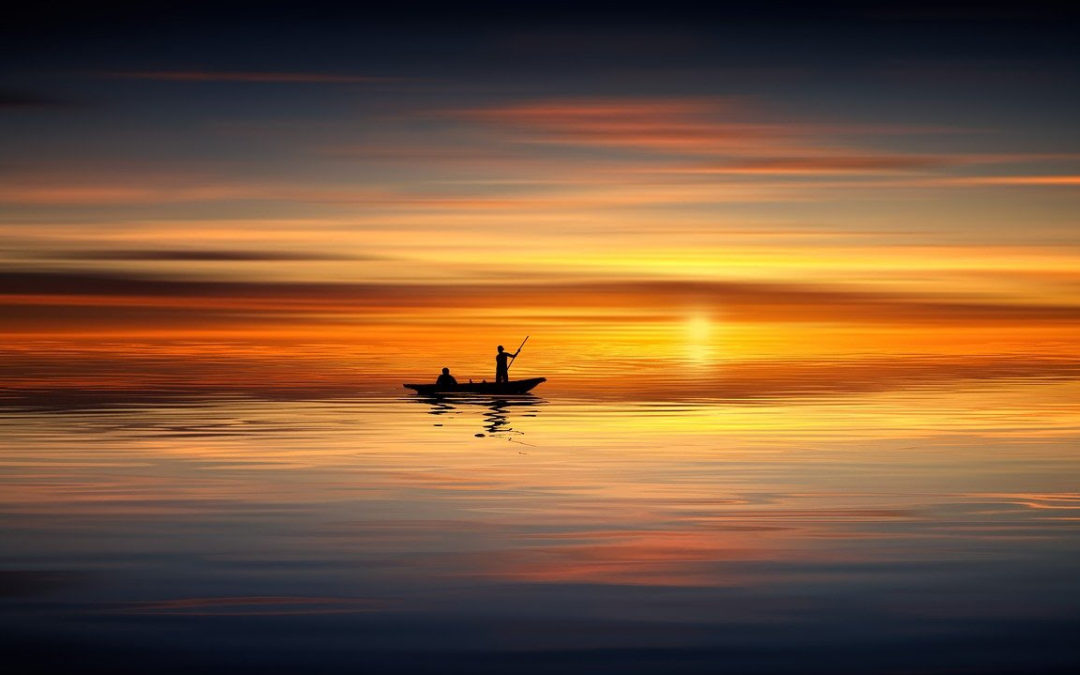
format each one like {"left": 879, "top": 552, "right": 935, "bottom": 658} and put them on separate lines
{"left": 684, "top": 311, "right": 714, "bottom": 366}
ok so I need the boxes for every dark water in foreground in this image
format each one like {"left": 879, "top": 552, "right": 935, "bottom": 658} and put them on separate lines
{"left": 2, "top": 383, "right": 1080, "bottom": 673}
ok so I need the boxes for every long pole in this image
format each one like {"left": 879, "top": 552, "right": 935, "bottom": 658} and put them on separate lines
{"left": 507, "top": 335, "right": 529, "bottom": 371}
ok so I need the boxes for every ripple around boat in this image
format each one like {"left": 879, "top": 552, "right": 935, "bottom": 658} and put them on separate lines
{"left": 403, "top": 377, "right": 547, "bottom": 395}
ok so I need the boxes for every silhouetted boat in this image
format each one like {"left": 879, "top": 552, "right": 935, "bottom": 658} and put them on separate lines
{"left": 404, "top": 377, "right": 546, "bottom": 395}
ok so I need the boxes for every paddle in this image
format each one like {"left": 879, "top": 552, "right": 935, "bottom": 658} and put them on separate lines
{"left": 507, "top": 335, "right": 529, "bottom": 372}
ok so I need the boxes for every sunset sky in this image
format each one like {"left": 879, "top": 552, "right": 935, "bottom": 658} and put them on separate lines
{"left": 3, "top": 1, "right": 1079, "bottom": 397}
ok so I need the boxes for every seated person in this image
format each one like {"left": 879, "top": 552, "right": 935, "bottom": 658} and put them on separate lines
{"left": 435, "top": 367, "right": 458, "bottom": 389}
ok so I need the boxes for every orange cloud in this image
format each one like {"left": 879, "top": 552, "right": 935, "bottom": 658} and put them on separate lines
{"left": 942, "top": 175, "right": 1080, "bottom": 186}
{"left": 452, "top": 98, "right": 1080, "bottom": 188}
{"left": 0, "top": 184, "right": 275, "bottom": 206}
{"left": 457, "top": 98, "right": 801, "bottom": 156}
{"left": 658, "top": 155, "right": 953, "bottom": 174}
{"left": 3, "top": 272, "right": 1080, "bottom": 328}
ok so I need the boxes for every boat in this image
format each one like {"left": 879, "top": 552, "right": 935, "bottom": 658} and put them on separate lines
{"left": 403, "top": 377, "right": 546, "bottom": 395}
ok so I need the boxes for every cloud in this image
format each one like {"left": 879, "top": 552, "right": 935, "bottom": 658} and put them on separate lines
{"left": 454, "top": 98, "right": 952, "bottom": 157}
{"left": 456, "top": 98, "right": 791, "bottom": 155}
{"left": 118, "top": 596, "right": 383, "bottom": 616}
{"left": 0, "top": 88, "right": 70, "bottom": 108}
{"left": 100, "top": 71, "right": 394, "bottom": 83}
{"left": 0, "top": 175, "right": 797, "bottom": 209}
{"left": 941, "top": 175, "right": 1080, "bottom": 186}
{"left": 0, "top": 184, "right": 277, "bottom": 206}
{"left": 654, "top": 155, "right": 953, "bottom": 175}
{"left": 56, "top": 249, "right": 365, "bottom": 262}
{"left": 2, "top": 271, "right": 1079, "bottom": 326}
{"left": 0, "top": 181, "right": 394, "bottom": 206}
{"left": 450, "top": 98, "right": 1080, "bottom": 188}
{"left": 451, "top": 97, "right": 972, "bottom": 181}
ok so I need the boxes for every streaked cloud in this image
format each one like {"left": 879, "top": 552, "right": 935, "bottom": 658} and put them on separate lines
{"left": 54, "top": 249, "right": 364, "bottom": 262}
{"left": 454, "top": 98, "right": 956, "bottom": 168}
{"left": 456, "top": 98, "right": 799, "bottom": 155}
{"left": 0, "top": 88, "right": 70, "bottom": 108}
{"left": 943, "top": 175, "right": 1080, "bottom": 186}
{"left": 3, "top": 271, "right": 1079, "bottom": 326}
{"left": 0, "top": 183, "right": 278, "bottom": 206}
{"left": 452, "top": 98, "right": 1080, "bottom": 188}
{"left": 99, "top": 71, "right": 394, "bottom": 83}
{"left": 0, "top": 181, "right": 393, "bottom": 206}
{"left": 118, "top": 596, "right": 383, "bottom": 616}
{"left": 657, "top": 155, "right": 953, "bottom": 174}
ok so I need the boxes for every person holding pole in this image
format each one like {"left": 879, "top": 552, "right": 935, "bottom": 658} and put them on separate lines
{"left": 495, "top": 337, "right": 528, "bottom": 384}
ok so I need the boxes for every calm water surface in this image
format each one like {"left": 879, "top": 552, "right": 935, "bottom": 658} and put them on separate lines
{"left": 2, "top": 382, "right": 1080, "bottom": 673}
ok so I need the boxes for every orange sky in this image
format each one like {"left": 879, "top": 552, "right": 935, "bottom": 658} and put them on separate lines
{"left": 3, "top": 11, "right": 1080, "bottom": 400}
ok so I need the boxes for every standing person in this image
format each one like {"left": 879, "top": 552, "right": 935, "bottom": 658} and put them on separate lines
{"left": 495, "top": 345, "right": 519, "bottom": 383}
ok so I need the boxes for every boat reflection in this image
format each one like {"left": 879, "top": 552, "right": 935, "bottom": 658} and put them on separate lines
{"left": 413, "top": 394, "right": 546, "bottom": 439}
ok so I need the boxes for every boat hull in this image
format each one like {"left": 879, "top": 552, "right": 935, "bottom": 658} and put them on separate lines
{"left": 404, "top": 377, "right": 546, "bottom": 395}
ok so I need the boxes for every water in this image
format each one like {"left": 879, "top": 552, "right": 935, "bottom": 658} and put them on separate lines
{"left": 2, "top": 382, "right": 1080, "bottom": 673}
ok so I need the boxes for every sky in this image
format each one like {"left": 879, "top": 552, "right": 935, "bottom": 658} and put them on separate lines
{"left": 2, "top": 1, "right": 1079, "bottom": 398}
